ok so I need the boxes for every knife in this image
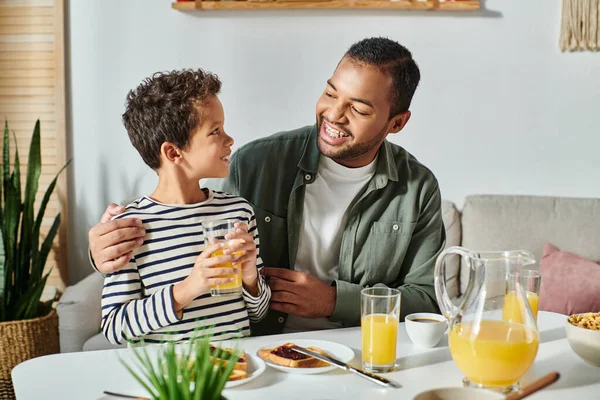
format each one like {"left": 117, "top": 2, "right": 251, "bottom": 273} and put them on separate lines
{"left": 290, "top": 345, "right": 402, "bottom": 389}
{"left": 103, "top": 391, "right": 150, "bottom": 400}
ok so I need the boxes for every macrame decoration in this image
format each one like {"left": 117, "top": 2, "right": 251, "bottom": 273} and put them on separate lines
{"left": 560, "top": 0, "right": 600, "bottom": 51}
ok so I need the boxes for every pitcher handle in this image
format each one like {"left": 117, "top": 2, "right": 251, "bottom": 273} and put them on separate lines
{"left": 434, "top": 246, "right": 474, "bottom": 322}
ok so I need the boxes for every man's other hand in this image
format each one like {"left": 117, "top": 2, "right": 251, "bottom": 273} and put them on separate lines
{"left": 262, "top": 267, "right": 336, "bottom": 318}
{"left": 88, "top": 203, "right": 145, "bottom": 274}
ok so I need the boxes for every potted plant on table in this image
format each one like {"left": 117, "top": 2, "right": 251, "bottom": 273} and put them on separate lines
{"left": 120, "top": 331, "right": 241, "bottom": 400}
{"left": 0, "top": 120, "right": 69, "bottom": 399}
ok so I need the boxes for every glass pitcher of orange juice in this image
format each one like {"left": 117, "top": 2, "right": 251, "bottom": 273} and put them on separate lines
{"left": 434, "top": 247, "right": 540, "bottom": 393}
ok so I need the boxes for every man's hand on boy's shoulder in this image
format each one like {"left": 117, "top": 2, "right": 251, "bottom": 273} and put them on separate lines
{"left": 262, "top": 268, "right": 336, "bottom": 318}
{"left": 89, "top": 203, "right": 146, "bottom": 274}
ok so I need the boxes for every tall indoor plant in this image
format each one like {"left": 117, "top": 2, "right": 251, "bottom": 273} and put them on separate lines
{"left": 0, "top": 120, "right": 69, "bottom": 399}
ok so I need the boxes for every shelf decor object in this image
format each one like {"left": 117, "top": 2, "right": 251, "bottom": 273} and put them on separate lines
{"left": 172, "top": 0, "right": 481, "bottom": 12}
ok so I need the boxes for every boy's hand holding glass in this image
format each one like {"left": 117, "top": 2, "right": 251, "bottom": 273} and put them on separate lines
{"left": 171, "top": 242, "right": 239, "bottom": 314}
{"left": 223, "top": 222, "right": 260, "bottom": 296}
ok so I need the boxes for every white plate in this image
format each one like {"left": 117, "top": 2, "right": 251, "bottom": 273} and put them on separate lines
{"left": 169, "top": 347, "right": 266, "bottom": 389}
{"left": 256, "top": 339, "right": 355, "bottom": 375}
{"left": 97, "top": 358, "right": 265, "bottom": 400}
{"left": 225, "top": 352, "right": 266, "bottom": 388}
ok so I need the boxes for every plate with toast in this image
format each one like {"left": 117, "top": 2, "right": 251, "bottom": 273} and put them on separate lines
{"left": 210, "top": 345, "right": 267, "bottom": 388}
{"left": 170, "top": 345, "right": 266, "bottom": 388}
{"left": 256, "top": 339, "right": 354, "bottom": 375}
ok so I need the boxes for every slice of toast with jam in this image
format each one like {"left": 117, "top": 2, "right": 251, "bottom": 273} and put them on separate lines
{"left": 228, "top": 369, "right": 248, "bottom": 381}
{"left": 257, "top": 342, "right": 329, "bottom": 368}
{"left": 210, "top": 345, "right": 247, "bottom": 371}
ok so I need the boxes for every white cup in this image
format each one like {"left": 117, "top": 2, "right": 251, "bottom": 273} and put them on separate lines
{"left": 405, "top": 312, "right": 448, "bottom": 348}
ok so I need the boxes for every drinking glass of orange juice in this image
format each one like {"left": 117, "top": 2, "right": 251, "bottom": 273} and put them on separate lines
{"left": 203, "top": 219, "right": 243, "bottom": 297}
{"left": 361, "top": 287, "right": 401, "bottom": 373}
{"left": 503, "top": 269, "right": 542, "bottom": 323}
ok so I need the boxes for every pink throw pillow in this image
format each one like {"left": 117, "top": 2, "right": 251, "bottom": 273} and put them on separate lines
{"left": 538, "top": 243, "right": 600, "bottom": 315}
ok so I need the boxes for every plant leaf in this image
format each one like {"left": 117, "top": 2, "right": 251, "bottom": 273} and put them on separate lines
{"left": 31, "top": 161, "right": 69, "bottom": 281}
{"left": 130, "top": 342, "right": 166, "bottom": 400}
{"left": 11, "top": 138, "right": 22, "bottom": 306}
{"left": 0, "top": 122, "right": 9, "bottom": 321}
{"left": 0, "top": 216, "right": 4, "bottom": 317}
{"left": 34, "top": 213, "right": 60, "bottom": 282}
{"left": 15, "top": 271, "right": 49, "bottom": 320}
{"left": 2, "top": 174, "right": 19, "bottom": 321}
{"left": 193, "top": 336, "right": 211, "bottom": 398}
{"left": 152, "top": 347, "right": 169, "bottom": 399}
{"left": 164, "top": 342, "right": 179, "bottom": 400}
{"left": 18, "top": 121, "right": 41, "bottom": 297}
{"left": 210, "top": 345, "right": 239, "bottom": 399}
{"left": 31, "top": 161, "right": 69, "bottom": 238}
{"left": 120, "top": 356, "right": 159, "bottom": 399}
{"left": 0, "top": 121, "right": 5, "bottom": 228}
{"left": 12, "top": 134, "right": 21, "bottom": 209}
{"left": 3, "top": 120, "right": 9, "bottom": 209}
{"left": 0, "top": 121, "right": 5, "bottom": 319}
{"left": 140, "top": 343, "right": 167, "bottom": 399}
{"left": 180, "top": 339, "right": 194, "bottom": 400}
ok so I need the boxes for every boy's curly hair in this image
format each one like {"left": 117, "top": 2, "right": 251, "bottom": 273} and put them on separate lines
{"left": 123, "top": 68, "right": 222, "bottom": 169}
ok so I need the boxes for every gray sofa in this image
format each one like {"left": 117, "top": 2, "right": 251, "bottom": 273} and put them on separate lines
{"left": 57, "top": 194, "right": 600, "bottom": 353}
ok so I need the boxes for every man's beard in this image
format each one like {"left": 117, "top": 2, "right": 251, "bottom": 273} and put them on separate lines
{"left": 316, "top": 118, "right": 388, "bottom": 162}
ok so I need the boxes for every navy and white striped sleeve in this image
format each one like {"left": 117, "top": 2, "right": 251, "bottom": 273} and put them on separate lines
{"left": 242, "top": 209, "right": 271, "bottom": 322}
{"left": 100, "top": 259, "right": 180, "bottom": 345}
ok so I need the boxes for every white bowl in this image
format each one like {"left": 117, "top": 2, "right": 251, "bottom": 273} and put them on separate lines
{"left": 413, "top": 387, "right": 505, "bottom": 400}
{"left": 566, "top": 314, "right": 600, "bottom": 367}
{"left": 405, "top": 312, "right": 448, "bottom": 348}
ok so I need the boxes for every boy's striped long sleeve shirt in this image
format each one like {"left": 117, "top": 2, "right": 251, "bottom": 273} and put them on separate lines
{"left": 100, "top": 190, "right": 270, "bottom": 345}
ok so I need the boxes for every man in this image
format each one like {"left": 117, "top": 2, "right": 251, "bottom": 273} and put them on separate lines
{"left": 89, "top": 37, "right": 445, "bottom": 336}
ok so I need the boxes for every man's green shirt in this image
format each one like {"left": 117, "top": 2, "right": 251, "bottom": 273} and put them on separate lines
{"left": 208, "top": 124, "right": 445, "bottom": 336}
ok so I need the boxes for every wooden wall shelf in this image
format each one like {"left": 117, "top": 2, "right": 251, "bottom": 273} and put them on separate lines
{"left": 172, "top": 0, "right": 480, "bottom": 11}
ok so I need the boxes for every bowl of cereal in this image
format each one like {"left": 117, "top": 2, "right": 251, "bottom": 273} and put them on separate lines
{"left": 566, "top": 312, "right": 600, "bottom": 367}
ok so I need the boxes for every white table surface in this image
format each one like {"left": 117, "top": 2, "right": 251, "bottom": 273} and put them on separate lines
{"left": 12, "top": 311, "right": 600, "bottom": 400}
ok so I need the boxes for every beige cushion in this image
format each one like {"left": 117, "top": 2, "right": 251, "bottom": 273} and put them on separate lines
{"left": 441, "top": 200, "right": 461, "bottom": 299}
{"left": 57, "top": 272, "right": 104, "bottom": 353}
{"left": 460, "top": 195, "right": 600, "bottom": 296}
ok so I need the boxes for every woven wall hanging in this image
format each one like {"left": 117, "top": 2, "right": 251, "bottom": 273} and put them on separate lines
{"left": 560, "top": 0, "right": 600, "bottom": 51}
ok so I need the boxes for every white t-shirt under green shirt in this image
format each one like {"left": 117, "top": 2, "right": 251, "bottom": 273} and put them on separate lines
{"left": 284, "top": 155, "right": 378, "bottom": 333}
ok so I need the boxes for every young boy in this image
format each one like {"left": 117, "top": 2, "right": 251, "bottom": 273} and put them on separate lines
{"left": 101, "top": 69, "right": 271, "bottom": 345}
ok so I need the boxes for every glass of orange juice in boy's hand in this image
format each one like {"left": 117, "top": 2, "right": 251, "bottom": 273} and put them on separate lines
{"left": 203, "top": 219, "right": 244, "bottom": 297}
{"left": 361, "top": 287, "right": 401, "bottom": 373}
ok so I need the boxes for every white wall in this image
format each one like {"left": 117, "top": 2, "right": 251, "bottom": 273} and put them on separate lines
{"left": 67, "top": 0, "right": 600, "bottom": 283}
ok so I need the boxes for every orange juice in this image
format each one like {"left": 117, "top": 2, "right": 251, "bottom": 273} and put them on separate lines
{"left": 361, "top": 313, "right": 398, "bottom": 366}
{"left": 527, "top": 292, "right": 539, "bottom": 319}
{"left": 502, "top": 291, "right": 539, "bottom": 323}
{"left": 210, "top": 249, "right": 242, "bottom": 290}
{"left": 449, "top": 320, "right": 539, "bottom": 388}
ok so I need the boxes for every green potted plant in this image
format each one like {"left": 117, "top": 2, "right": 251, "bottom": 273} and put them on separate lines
{"left": 0, "top": 120, "right": 69, "bottom": 399}
{"left": 120, "top": 331, "right": 240, "bottom": 400}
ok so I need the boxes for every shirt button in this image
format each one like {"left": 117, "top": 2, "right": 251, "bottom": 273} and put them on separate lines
{"left": 304, "top": 174, "right": 312, "bottom": 181}
{"left": 392, "top": 224, "right": 399, "bottom": 231}
{"left": 265, "top": 216, "right": 271, "bottom": 223}
{"left": 277, "top": 317, "right": 284, "bottom": 323}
